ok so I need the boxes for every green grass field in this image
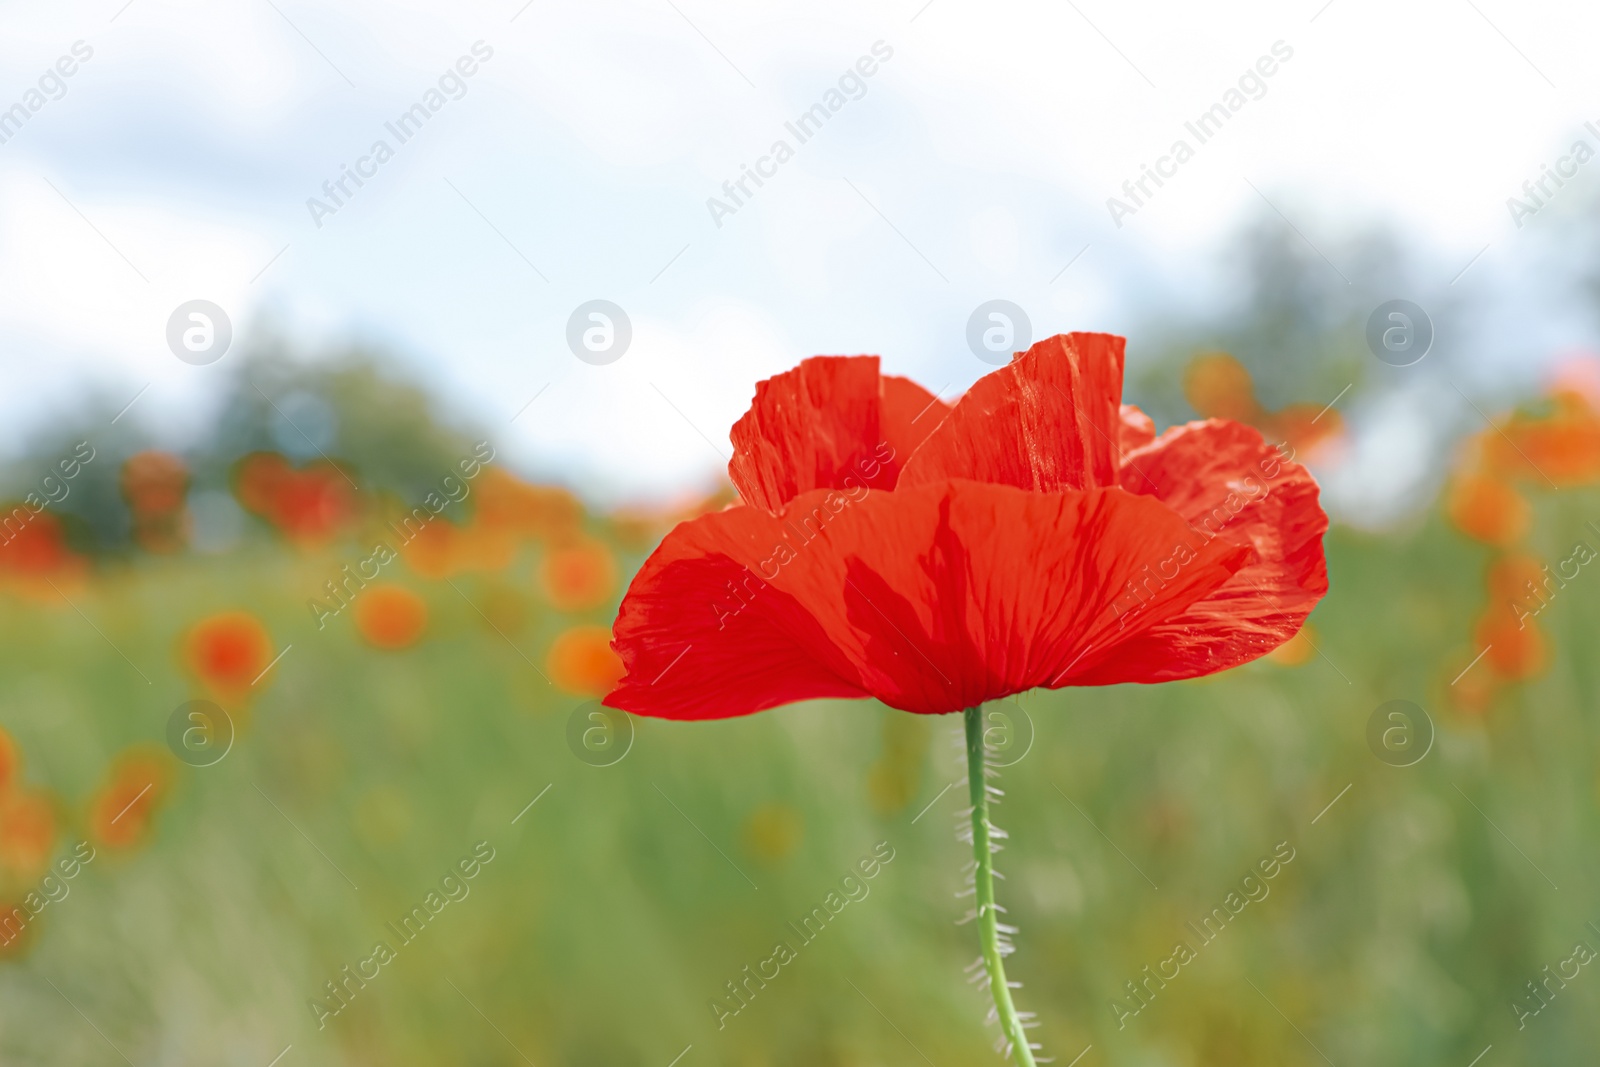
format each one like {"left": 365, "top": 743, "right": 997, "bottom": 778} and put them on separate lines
{"left": 2, "top": 458, "right": 1597, "bottom": 1067}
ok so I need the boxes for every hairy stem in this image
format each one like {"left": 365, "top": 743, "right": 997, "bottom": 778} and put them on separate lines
{"left": 964, "top": 705, "right": 1037, "bottom": 1066}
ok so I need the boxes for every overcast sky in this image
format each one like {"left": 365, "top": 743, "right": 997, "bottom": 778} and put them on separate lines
{"left": 1, "top": 0, "right": 1596, "bottom": 505}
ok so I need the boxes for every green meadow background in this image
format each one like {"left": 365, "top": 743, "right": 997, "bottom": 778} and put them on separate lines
{"left": 3, "top": 227, "right": 1599, "bottom": 1066}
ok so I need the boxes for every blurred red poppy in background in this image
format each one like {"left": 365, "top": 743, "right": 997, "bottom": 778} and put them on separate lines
{"left": 0, "top": 511, "right": 88, "bottom": 598}
{"left": 182, "top": 611, "right": 274, "bottom": 702}
{"left": 0, "top": 727, "right": 20, "bottom": 797}
{"left": 608, "top": 333, "right": 1328, "bottom": 719}
{"left": 355, "top": 584, "right": 428, "bottom": 650}
{"left": 549, "top": 625, "right": 625, "bottom": 696}
{"left": 89, "top": 748, "right": 174, "bottom": 851}
{"left": 233, "top": 452, "right": 356, "bottom": 547}
{"left": 121, "top": 450, "right": 190, "bottom": 553}
{"left": 0, "top": 791, "right": 56, "bottom": 879}
{"left": 539, "top": 539, "right": 618, "bottom": 612}
{"left": 1183, "top": 351, "right": 1344, "bottom": 461}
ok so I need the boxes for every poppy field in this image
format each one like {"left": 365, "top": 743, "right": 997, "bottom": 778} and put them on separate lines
{"left": 0, "top": 336, "right": 1596, "bottom": 1067}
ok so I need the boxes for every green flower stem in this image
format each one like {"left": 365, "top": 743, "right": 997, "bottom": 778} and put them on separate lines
{"left": 964, "top": 705, "right": 1037, "bottom": 1066}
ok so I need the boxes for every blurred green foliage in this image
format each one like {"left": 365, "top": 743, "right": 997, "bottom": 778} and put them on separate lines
{"left": 2, "top": 218, "right": 1598, "bottom": 1065}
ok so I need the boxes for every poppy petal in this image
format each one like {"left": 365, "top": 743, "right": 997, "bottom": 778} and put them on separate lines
{"left": 898, "top": 333, "right": 1126, "bottom": 493}
{"left": 606, "top": 505, "right": 874, "bottom": 721}
{"left": 881, "top": 374, "right": 951, "bottom": 459}
{"left": 1073, "top": 420, "right": 1328, "bottom": 684}
{"left": 1119, "top": 403, "right": 1157, "bottom": 456}
{"left": 728, "top": 357, "right": 938, "bottom": 512}
{"left": 607, "top": 480, "right": 1251, "bottom": 718}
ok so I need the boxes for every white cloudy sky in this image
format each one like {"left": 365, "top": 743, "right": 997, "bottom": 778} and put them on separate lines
{"left": 0, "top": 0, "right": 1595, "bottom": 505}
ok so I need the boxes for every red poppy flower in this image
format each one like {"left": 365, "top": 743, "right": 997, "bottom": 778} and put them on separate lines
{"left": 181, "top": 611, "right": 274, "bottom": 701}
{"left": 606, "top": 333, "right": 1328, "bottom": 720}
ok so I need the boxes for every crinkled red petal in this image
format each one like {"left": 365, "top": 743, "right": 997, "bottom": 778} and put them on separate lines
{"left": 898, "top": 333, "right": 1126, "bottom": 493}
{"left": 727, "top": 357, "right": 949, "bottom": 512}
{"left": 606, "top": 480, "right": 1251, "bottom": 718}
{"left": 1071, "top": 420, "right": 1329, "bottom": 684}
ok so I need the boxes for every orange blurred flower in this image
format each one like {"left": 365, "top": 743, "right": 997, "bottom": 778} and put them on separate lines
{"left": 1473, "top": 603, "right": 1548, "bottom": 681}
{"left": 121, "top": 451, "right": 188, "bottom": 516}
{"left": 0, "top": 901, "right": 32, "bottom": 957}
{"left": 1446, "top": 472, "right": 1530, "bottom": 547}
{"left": 474, "top": 470, "right": 583, "bottom": 543}
{"left": 0, "top": 510, "right": 88, "bottom": 597}
{"left": 455, "top": 522, "right": 517, "bottom": 572}
{"left": 0, "top": 727, "right": 19, "bottom": 796}
{"left": 547, "top": 625, "right": 625, "bottom": 696}
{"left": 0, "top": 792, "right": 55, "bottom": 878}
{"left": 1267, "top": 624, "right": 1317, "bottom": 666}
{"left": 1184, "top": 353, "right": 1346, "bottom": 464}
{"left": 354, "top": 585, "right": 428, "bottom": 650}
{"left": 182, "top": 611, "right": 274, "bottom": 699}
{"left": 232, "top": 452, "right": 356, "bottom": 546}
{"left": 1446, "top": 649, "right": 1502, "bottom": 715}
{"left": 1486, "top": 401, "right": 1600, "bottom": 487}
{"left": 399, "top": 519, "right": 460, "bottom": 580}
{"left": 273, "top": 463, "right": 357, "bottom": 545}
{"left": 234, "top": 451, "right": 291, "bottom": 516}
{"left": 1263, "top": 403, "right": 1344, "bottom": 464}
{"left": 121, "top": 450, "right": 190, "bottom": 553}
{"left": 1184, "top": 352, "right": 1261, "bottom": 423}
{"left": 539, "top": 540, "right": 618, "bottom": 612}
{"left": 1486, "top": 554, "right": 1547, "bottom": 605}
{"left": 90, "top": 749, "right": 174, "bottom": 850}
